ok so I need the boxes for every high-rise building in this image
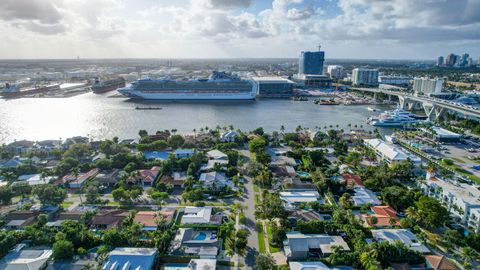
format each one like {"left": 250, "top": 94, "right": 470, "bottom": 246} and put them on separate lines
{"left": 445, "top": 53, "right": 456, "bottom": 67}
{"left": 460, "top": 53, "right": 469, "bottom": 67}
{"left": 437, "top": 56, "right": 444, "bottom": 67}
{"left": 467, "top": 58, "right": 473, "bottom": 67}
{"left": 299, "top": 48, "right": 325, "bottom": 75}
{"left": 351, "top": 68, "right": 379, "bottom": 86}
{"left": 413, "top": 77, "right": 443, "bottom": 96}
{"left": 327, "top": 65, "right": 346, "bottom": 79}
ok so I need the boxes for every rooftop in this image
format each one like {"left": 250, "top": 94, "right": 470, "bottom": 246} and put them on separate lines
{"left": 289, "top": 261, "right": 331, "bottom": 270}
{"left": 426, "top": 176, "right": 480, "bottom": 206}
{"left": 286, "top": 232, "right": 350, "bottom": 255}
{"left": 0, "top": 245, "right": 52, "bottom": 270}
{"left": 371, "top": 229, "right": 430, "bottom": 253}
{"left": 104, "top": 247, "right": 157, "bottom": 270}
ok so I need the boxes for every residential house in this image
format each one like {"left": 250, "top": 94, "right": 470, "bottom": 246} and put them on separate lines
{"left": 0, "top": 244, "right": 52, "bottom": 270}
{"left": 340, "top": 173, "right": 364, "bottom": 188}
{"left": 188, "top": 259, "right": 217, "bottom": 270}
{"left": 268, "top": 147, "right": 298, "bottom": 166}
{"left": 90, "top": 209, "right": 130, "bottom": 230}
{"left": 288, "top": 210, "right": 332, "bottom": 228}
{"left": 279, "top": 190, "right": 322, "bottom": 210}
{"left": 175, "top": 149, "right": 195, "bottom": 159}
{"left": 60, "top": 168, "right": 99, "bottom": 189}
{"left": 361, "top": 206, "right": 401, "bottom": 228}
{"left": 35, "top": 140, "right": 62, "bottom": 152}
{"left": 206, "top": 149, "right": 228, "bottom": 160}
{"left": 421, "top": 172, "right": 480, "bottom": 232}
{"left": 284, "top": 232, "right": 350, "bottom": 260}
{"left": 0, "top": 157, "right": 23, "bottom": 168}
{"left": 103, "top": 248, "right": 157, "bottom": 270}
{"left": 199, "top": 171, "right": 231, "bottom": 190}
{"left": 371, "top": 229, "right": 430, "bottom": 253}
{"left": 424, "top": 255, "right": 459, "bottom": 270}
{"left": 352, "top": 186, "right": 381, "bottom": 206}
{"left": 220, "top": 130, "right": 238, "bottom": 142}
{"left": 127, "top": 166, "right": 161, "bottom": 186}
{"left": 62, "top": 136, "right": 88, "bottom": 149}
{"left": 159, "top": 171, "right": 187, "bottom": 188}
{"left": 95, "top": 169, "right": 121, "bottom": 187}
{"left": 3, "top": 211, "right": 38, "bottom": 230}
{"left": 46, "top": 211, "right": 85, "bottom": 228}
{"left": 289, "top": 261, "right": 332, "bottom": 270}
{"left": 15, "top": 173, "right": 54, "bottom": 186}
{"left": 6, "top": 140, "right": 35, "bottom": 154}
{"left": 134, "top": 210, "right": 175, "bottom": 231}
{"left": 181, "top": 207, "right": 222, "bottom": 225}
{"left": 169, "top": 228, "right": 218, "bottom": 258}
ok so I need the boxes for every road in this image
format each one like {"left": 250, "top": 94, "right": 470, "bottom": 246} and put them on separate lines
{"left": 241, "top": 175, "right": 259, "bottom": 269}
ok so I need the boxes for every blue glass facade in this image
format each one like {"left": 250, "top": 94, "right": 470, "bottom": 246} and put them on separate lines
{"left": 299, "top": 51, "right": 325, "bottom": 75}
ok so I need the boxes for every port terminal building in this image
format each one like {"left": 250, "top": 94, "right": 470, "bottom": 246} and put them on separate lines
{"left": 252, "top": 77, "right": 295, "bottom": 97}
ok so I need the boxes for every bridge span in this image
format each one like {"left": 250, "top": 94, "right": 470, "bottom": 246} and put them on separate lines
{"left": 350, "top": 87, "right": 480, "bottom": 121}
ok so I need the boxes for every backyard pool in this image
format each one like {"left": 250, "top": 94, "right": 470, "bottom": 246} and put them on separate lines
{"left": 297, "top": 171, "right": 311, "bottom": 178}
{"left": 193, "top": 232, "right": 207, "bottom": 241}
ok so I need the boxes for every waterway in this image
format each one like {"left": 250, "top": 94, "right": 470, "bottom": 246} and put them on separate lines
{"left": 0, "top": 92, "right": 393, "bottom": 143}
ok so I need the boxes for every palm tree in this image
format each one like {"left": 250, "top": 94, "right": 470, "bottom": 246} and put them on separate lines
{"left": 193, "top": 128, "right": 197, "bottom": 140}
{"left": 280, "top": 125, "right": 285, "bottom": 134}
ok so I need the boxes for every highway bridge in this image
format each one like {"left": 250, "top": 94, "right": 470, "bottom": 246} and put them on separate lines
{"left": 350, "top": 87, "right": 480, "bottom": 121}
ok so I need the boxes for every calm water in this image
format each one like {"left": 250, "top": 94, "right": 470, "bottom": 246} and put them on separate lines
{"left": 0, "top": 93, "right": 391, "bottom": 143}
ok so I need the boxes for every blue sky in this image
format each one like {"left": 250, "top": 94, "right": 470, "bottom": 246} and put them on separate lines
{"left": 0, "top": 0, "right": 479, "bottom": 59}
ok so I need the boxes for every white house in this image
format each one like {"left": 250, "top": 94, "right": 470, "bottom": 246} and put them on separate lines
{"left": 352, "top": 186, "right": 381, "bottom": 206}
{"left": 199, "top": 171, "right": 231, "bottom": 190}
{"left": 206, "top": 150, "right": 228, "bottom": 160}
{"left": 181, "top": 207, "right": 222, "bottom": 225}
{"left": 220, "top": 131, "right": 238, "bottom": 142}
{"left": 279, "top": 190, "right": 322, "bottom": 209}
{"left": 371, "top": 229, "right": 430, "bottom": 253}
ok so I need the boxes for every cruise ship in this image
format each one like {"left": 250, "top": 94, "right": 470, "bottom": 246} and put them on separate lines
{"left": 0, "top": 83, "right": 60, "bottom": 98}
{"left": 91, "top": 77, "right": 126, "bottom": 94}
{"left": 117, "top": 71, "right": 256, "bottom": 100}
{"left": 367, "top": 109, "right": 421, "bottom": 127}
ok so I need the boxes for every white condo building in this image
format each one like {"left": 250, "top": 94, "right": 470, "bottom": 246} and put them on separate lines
{"left": 363, "top": 138, "right": 421, "bottom": 165}
{"left": 327, "top": 65, "right": 346, "bottom": 79}
{"left": 352, "top": 68, "right": 379, "bottom": 86}
{"left": 421, "top": 172, "right": 480, "bottom": 232}
{"left": 412, "top": 77, "right": 443, "bottom": 96}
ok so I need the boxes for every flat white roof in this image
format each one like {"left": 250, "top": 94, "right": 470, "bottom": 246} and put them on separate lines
{"left": 252, "top": 76, "right": 295, "bottom": 83}
{"left": 431, "top": 127, "right": 462, "bottom": 138}
{"left": 427, "top": 177, "right": 480, "bottom": 206}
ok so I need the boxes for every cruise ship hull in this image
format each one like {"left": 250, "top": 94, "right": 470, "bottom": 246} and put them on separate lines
{"left": 119, "top": 90, "right": 256, "bottom": 100}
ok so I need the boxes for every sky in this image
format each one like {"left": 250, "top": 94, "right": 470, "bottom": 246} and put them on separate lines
{"left": 0, "top": 0, "right": 479, "bottom": 60}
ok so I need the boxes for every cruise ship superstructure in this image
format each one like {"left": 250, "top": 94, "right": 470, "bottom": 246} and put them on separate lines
{"left": 118, "top": 71, "right": 257, "bottom": 100}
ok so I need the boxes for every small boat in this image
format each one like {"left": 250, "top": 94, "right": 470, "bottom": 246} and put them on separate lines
{"left": 291, "top": 96, "right": 308, "bottom": 101}
{"left": 135, "top": 106, "right": 162, "bottom": 110}
{"left": 367, "top": 107, "right": 376, "bottom": 112}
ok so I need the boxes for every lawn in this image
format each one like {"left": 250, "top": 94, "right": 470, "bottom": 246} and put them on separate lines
{"left": 60, "top": 201, "right": 73, "bottom": 209}
{"left": 445, "top": 163, "right": 480, "bottom": 184}
{"left": 257, "top": 223, "right": 266, "bottom": 254}
{"left": 265, "top": 221, "right": 281, "bottom": 253}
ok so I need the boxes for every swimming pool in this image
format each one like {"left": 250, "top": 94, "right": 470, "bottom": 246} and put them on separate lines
{"left": 193, "top": 232, "right": 207, "bottom": 241}
{"left": 164, "top": 263, "right": 189, "bottom": 270}
{"left": 297, "top": 171, "right": 311, "bottom": 177}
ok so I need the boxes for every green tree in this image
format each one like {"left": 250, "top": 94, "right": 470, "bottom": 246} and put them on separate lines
{"left": 53, "top": 240, "right": 74, "bottom": 260}
{"left": 248, "top": 137, "right": 267, "bottom": 154}
{"left": 255, "top": 254, "right": 276, "bottom": 270}
{"left": 413, "top": 196, "right": 450, "bottom": 229}
{"left": 381, "top": 186, "right": 414, "bottom": 211}
{"left": 0, "top": 186, "right": 13, "bottom": 205}
{"left": 167, "top": 135, "right": 185, "bottom": 148}
{"left": 32, "top": 184, "right": 67, "bottom": 206}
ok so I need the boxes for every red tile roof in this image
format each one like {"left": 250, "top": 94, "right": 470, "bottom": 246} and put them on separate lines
{"left": 362, "top": 205, "right": 400, "bottom": 227}
{"left": 342, "top": 173, "right": 364, "bottom": 187}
